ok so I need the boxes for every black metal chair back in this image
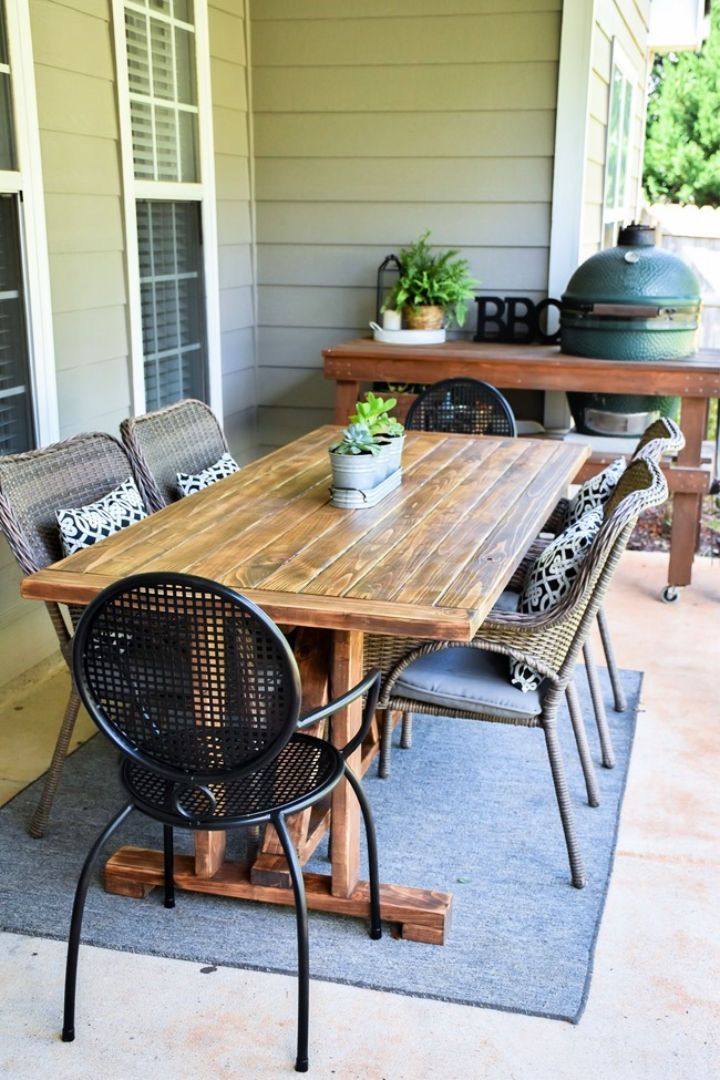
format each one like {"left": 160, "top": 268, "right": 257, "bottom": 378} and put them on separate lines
{"left": 404, "top": 377, "right": 518, "bottom": 437}
{"left": 73, "top": 573, "right": 301, "bottom": 783}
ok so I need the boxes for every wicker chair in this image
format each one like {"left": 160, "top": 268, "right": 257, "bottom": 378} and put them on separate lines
{"left": 120, "top": 398, "right": 229, "bottom": 512}
{"left": 542, "top": 415, "right": 685, "bottom": 731}
{"left": 63, "top": 573, "right": 382, "bottom": 1073}
{"left": 405, "top": 376, "right": 518, "bottom": 437}
{"left": 365, "top": 456, "right": 669, "bottom": 888}
{"left": 0, "top": 432, "right": 152, "bottom": 837}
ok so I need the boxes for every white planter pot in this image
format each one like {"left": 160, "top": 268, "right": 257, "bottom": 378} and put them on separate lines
{"left": 329, "top": 449, "right": 384, "bottom": 491}
{"left": 375, "top": 434, "right": 404, "bottom": 478}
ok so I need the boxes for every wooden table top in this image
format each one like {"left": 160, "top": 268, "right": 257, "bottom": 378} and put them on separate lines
{"left": 323, "top": 339, "right": 720, "bottom": 396}
{"left": 21, "top": 426, "right": 589, "bottom": 642}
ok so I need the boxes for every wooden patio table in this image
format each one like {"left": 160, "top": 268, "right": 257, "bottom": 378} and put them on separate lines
{"left": 323, "top": 339, "right": 720, "bottom": 596}
{"left": 21, "top": 426, "right": 588, "bottom": 944}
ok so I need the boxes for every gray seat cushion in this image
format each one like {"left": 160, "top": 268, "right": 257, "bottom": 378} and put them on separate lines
{"left": 393, "top": 647, "right": 543, "bottom": 721}
{"left": 491, "top": 589, "right": 519, "bottom": 613}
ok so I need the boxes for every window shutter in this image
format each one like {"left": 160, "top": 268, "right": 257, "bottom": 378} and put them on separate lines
{"left": 0, "top": 196, "right": 34, "bottom": 455}
{"left": 0, "top": 6, "right": 15, "bottom": 171}
{"left": 125, "top": 1, "right": 199, "bottom": 182}
{"left": 137, "top": 200, "right": 207, "bottom": 411}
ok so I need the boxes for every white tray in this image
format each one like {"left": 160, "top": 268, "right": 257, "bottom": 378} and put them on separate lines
{"left": 370, "top": 324, "right": 446, "bottom": 346}
{"left": 330, "top": 467, "right": 402, "bottom": 508}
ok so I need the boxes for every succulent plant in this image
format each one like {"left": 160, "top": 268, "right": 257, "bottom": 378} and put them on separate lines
{"left": 331, "top": 422, "right": 381, "bottom": 456}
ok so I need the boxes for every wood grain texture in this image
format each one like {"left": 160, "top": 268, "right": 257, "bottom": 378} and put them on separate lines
{"left": 104, "top": 847, "right": 453, "bottom": 940}
{"left": 323, "top": 340, "right": 720, "bottom": 397}
{"left": 21, "top": 427, "right": 589, "bottom": 640}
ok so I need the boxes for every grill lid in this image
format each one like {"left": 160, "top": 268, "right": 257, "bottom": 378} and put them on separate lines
{"left": 562, "top": 224, "right": 701, "bottom": 318}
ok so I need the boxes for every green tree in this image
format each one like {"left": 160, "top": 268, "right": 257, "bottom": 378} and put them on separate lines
{"left": 644, "top": 6, "right": 720, "bottom": 206}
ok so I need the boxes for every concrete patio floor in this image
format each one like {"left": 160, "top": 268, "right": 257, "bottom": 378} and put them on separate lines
{"left": 0, "top": 549, "right": 718, "bottom": 1079}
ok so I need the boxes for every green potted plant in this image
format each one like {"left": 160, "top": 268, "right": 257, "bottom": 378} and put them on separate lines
{"left": 350, "top": 391, "right": 405, "bottom": 477}
{"left": 329, "top": 421, "right": 382, "bottom": 493}
{"left": 382, "top": 229, "right": 479, "bottom": 330}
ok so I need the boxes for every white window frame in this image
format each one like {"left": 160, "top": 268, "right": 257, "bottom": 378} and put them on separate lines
{"left": 112, "top": 0, "right": 222, "bottom": 417}
{"left": 0, "top": 0, "right": 58, "bottom": 447}
{"left": 601, "top": 39, "right": 636, "bottom": 249}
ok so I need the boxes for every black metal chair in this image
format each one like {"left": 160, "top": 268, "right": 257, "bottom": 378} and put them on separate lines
{"left": 405, "top": 376, "right": 518, "bottom": 437}
{"left": 62, "top": 573, "right": 382, "bottom": 1073}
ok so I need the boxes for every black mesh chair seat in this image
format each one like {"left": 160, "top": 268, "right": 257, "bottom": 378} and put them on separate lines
{"left": 62, "top": 573, "right": 382, "bottom": 1072}
{"left": 124, "top": 734, "right": 344, "bottom": 827}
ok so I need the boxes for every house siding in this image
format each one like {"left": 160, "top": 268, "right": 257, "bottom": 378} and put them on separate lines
{"left": 0, "top": 0, "right": 253, "bottom": 684}
{"left": 249, "top": 0, "right": 562, "bottom": 449}
{"left": 210, "top": 0, "right": 256, "bottom": 463}
{"left": 581, "top": 0, "right": 651, "bottom": 259}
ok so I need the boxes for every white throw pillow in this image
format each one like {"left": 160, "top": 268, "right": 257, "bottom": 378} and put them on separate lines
{"left": 56, "top": 477, "right": 147, "bottom": 557}
{"left": 177, "top": 452, "right": 239, "bottom": 496}
{"left": 566, "top": 457, "right": 626, "bottom": 526}
{"left": 510, "top": 506, "right": 603, "bottom": 692}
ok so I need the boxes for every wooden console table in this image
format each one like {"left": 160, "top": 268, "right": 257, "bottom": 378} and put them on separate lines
{"left": 323, "top": 339, "right": 720, "bottom": 598}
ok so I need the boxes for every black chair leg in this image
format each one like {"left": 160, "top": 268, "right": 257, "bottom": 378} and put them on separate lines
{"left": 273, "top": 813, "right": 310, "bottom": 1074}
{"left": 163, "top": 825, "right": 175, "bottom": 909}
{"left": 62, "top": 802, "right": 134, "bottom": 1042}
{"left": 344, "top": 767, "right": 382, "bottom": 940}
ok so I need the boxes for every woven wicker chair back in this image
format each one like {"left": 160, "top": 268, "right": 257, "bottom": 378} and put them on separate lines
{"left": 404, "top": 377, "right": 518, "bottom": 437}
{"left": 120, "top": 399, "right": 229, "bottom": 512}
{"left": 0, "top": 432, "right": 145, "bottom": 576}
{"left": 632, "top": 415, "right": 685, "bottom": 463}
{"left": 72, "top": 573, "right": 301, "bottom": 784}
{"left": 366, "top": 456, "right": 669, "bottom": 700}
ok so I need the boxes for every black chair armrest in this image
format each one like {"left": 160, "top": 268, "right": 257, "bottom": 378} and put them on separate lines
{"left": 296, "top": 669, "right": 382, "bottom": 760}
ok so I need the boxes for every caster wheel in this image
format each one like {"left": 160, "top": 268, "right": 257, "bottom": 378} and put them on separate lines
{"left": 662, "top": 586, "right": 680, "bottom": 604}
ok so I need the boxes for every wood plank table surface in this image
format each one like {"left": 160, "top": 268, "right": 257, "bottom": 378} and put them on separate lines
{"left": 22, "top": 426, "right": 589, "bottom": 943}
{"left": 324, "top": 339, "right": 720, "bottom": 596}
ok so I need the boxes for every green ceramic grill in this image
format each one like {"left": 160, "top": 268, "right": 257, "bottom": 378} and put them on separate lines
{"left": 561, "top": 224, "right": 701, "bottom": 436}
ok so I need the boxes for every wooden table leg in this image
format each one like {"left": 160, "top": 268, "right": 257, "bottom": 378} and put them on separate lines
{"left": 334, "top": 379, "right": 361, "bottom": 424}
{"left": 330, "top": 628, "right": 364, "bottom": 898}
{"left": 251, "top": 628, "right": 331, "bottom": 887}
{"left": 195, "top": 832, "right": 226, "bottom": 878}
{"left": 668, "top": 396, "right": 708, "bottom": 589}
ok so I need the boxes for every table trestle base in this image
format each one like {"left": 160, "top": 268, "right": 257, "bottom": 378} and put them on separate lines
{"left": 103, "top": 847, "right": 453, "bottom": 944}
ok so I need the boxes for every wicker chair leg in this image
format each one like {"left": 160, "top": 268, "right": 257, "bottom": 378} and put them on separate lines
{"left": 565, "top": 681, "right": 600, "bottom": 808}
{"left": 596, "top": 607, "right": 627, "bottom": 713}
{"left": 400, "top": 711, "right": 413, "bottom": 749}
{"left": 378, "top": 710, "right": 394, "bottom": 779}
{"left": 583, "top": 639, "right": 616, "bottom": 769}
{"left": 29, "top": 686, "right": 82, "bottom": 839}
{"left": 542, "top": 720, "right": 586, "bottom": 889}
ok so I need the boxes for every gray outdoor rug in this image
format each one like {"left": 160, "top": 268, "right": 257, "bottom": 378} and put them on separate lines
{"left": 0, "top": 666, "right": 641, "bottom": 1023}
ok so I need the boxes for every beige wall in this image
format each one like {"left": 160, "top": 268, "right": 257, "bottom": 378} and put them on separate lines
{"left": 581, "top": 0, "right": 651, "bottom": 259}
{"left": 210, "top": 0, "right": 257, "bottom": 462}
{"left": 0, "top": 0, "right": 254, "bottom": 685}
{"left": 249, "top": 0, "right": 562, "bottom": 449}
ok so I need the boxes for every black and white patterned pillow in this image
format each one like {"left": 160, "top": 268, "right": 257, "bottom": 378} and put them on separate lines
{"left": 56, "top": 477, "right": 147, "bottom": 557}
{"left": 177, "top": 452, "right": 239, "bottom": 496}
{"left": 566, "top": 457, "right": 626, "bottom": 526}
{"left": 510, "top": 506, "right": 603, "bottom": 692}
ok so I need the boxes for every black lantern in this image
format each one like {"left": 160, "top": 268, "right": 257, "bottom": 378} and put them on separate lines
{"left": 376, "top": 254, "right": 401, "bottom": 322}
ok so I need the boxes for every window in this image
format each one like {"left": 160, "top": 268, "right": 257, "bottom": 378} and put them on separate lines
{"left": 602, "top": 42, "right": 635, "bottom": 249}
{"left": 0, "top": 0, "right": 56, "bottom": 454}
{"left": 0, "top": 197, "right": 33, "bottom": 453}
{"left": 115, "top": 0, "right": 221, "bottom": 415}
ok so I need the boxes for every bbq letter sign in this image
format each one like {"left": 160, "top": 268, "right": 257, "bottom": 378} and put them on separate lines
{"left": 474, "top": 296, "right": 562, "bottom": 345}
